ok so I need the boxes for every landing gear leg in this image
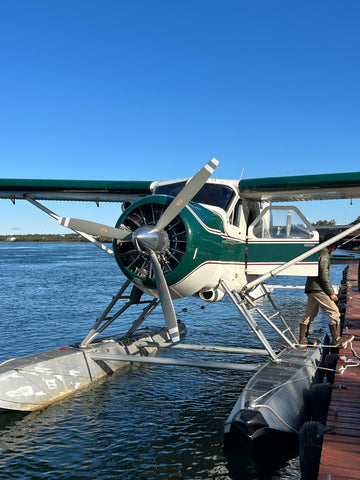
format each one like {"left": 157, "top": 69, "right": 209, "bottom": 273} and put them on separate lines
{"left": 80, "top": 279, "right": 159, "bottom": 348}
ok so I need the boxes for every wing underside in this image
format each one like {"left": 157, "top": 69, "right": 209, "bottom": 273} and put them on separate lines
{"left": 239, "top": 171, "right": 360, "bottom": 202}
{"left": 0, "top": 179, "right": 153, "bottom": 203}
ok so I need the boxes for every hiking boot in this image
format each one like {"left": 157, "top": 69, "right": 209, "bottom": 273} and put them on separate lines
{"left": 332, "top": 334, "right": 354, "bottom": 348}
{"left": 329, "top": 324, "right": 354, "bottom": 348}
{"left": 299, "top": 324, "right": 308, "bottom": 347}
{"left": 298, "top": 324, "right": 317, "bottom": 347}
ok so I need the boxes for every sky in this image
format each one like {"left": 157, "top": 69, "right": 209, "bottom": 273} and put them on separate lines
{"left": 1, "top": 0, "right": 360, "bottom": 234}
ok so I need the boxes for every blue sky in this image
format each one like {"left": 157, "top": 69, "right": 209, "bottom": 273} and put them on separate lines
{"left": 1, "top": 0, "right": 360, "bottom": 234}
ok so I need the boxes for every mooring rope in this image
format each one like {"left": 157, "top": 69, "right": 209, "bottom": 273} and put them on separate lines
{"left": 338, "top": 341, "right": 360, "bottom": 373}
{"left": 349, "top": 340, "right": 360, "bottom": 360}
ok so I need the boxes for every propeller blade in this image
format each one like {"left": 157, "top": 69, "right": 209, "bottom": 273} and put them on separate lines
{"left": 156, "top": 157, "right": 219, "bottom": 231}
{"left": 58, "top": 217, "right": 132, "bottom": 241}
{"left": 150, "top": 251, "right": 180, "bottom": 343}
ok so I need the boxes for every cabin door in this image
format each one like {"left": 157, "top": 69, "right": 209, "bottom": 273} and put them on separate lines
{"left": 246, "top": 205, "right": 319, "bottom": 277}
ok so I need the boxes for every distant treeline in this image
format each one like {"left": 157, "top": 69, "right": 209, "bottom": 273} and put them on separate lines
{"left": 0, "top": 234, "right": 111, "bottom": 243}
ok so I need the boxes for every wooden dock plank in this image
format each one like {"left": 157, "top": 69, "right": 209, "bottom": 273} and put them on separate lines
{"left": 328, "top": 419, "right": 360, "bottom": 427}
{"left": 324, "top": 433, "right": 360, "bottom": 444}
{"left": 332, "top": 387, "right": 360, "bottom": 399}
{"left": 327, "top": 409, "right": 360, "bottom": 418}
{"left": 318, "top": 465, "right": 360, "bottom": 480}
{"left": 327, "top": 409, "right": 360, "bottom": 420}
{"left": 322, "top": 438, "right": 360, "bottom": 451}
{"left": 326, "top": 426, "right": 360, "bottom": 437}
{"left": 321, "top": 450, "right": 360, "bottom": 469}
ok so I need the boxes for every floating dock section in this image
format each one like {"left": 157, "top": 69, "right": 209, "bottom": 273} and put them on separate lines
{"left": 318, "top": 263, "right": 360, "bottom": 479}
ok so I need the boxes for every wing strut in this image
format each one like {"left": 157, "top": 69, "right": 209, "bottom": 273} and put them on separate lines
{"left": 24, "top": 197, "right": 114, "bottom": 256}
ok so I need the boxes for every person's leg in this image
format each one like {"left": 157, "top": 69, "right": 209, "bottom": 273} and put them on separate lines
{"left": 299, "top": 293, "right": 319, "bottom": 345}
{"left": 311, "top": 291, "right": 353, "bottom": 347}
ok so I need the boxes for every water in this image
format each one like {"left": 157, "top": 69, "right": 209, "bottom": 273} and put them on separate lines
{"left": 0, "top": 243, "right": 346, "bottom": 479}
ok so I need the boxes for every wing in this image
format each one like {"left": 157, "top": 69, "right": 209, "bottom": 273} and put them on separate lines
{"left": 0, "top": 179, "right": 153, "bottom": 203}
{"left": 3, "top": 170, "right": 360, "bottom": 204}
{"left": 239, "top": 172, "right": 360, "bottom": 202}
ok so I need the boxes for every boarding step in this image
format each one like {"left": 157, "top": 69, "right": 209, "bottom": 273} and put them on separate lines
{"left": 221, "top": 280, "right": 297, "bottom": 362}
{"left": 240, "top": 285, "right": 297, "bottom": 345}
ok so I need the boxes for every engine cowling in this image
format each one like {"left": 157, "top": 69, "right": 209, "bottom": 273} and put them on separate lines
{"left": 112, "top": 195, "right": 228, "bottom": 297}
{"left": 113, "top": 196, "right": 187, "bottom": 284}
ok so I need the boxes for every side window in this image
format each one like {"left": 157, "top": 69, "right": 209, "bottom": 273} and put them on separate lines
{"left": 247, "top": 208, "right": 257, "bottom": 229}
{"left": 231, "top": 199, "right": 242, "bottom": 226}
{"left": 250, "top": 206, "right": 316, "bottom": 239}
{"left": 243, "top": 201, "right": 260, "bottom": 233}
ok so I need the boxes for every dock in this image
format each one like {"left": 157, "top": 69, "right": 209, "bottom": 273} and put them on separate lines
{"left": 318, "top": 263, "right": 360, "bottom": 479}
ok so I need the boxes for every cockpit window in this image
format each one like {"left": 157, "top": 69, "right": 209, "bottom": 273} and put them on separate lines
{"left": 154, "top": 181, "right": 234, "bottom": 210}
{"left": 155, "top": 181, "right": 187, "bottom": 198}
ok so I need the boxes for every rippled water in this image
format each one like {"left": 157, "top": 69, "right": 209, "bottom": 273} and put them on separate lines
{"left": 0, "top": 243, "right": 345, "bottom": 479}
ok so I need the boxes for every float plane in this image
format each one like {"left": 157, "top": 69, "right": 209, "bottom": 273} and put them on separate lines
{"left": 1, "top": 159, "right": 360, "bottom": 471}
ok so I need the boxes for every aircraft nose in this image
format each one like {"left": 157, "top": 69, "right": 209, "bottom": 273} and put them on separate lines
{"left": 132, "top": 225, "right": 170, "bottom": 253}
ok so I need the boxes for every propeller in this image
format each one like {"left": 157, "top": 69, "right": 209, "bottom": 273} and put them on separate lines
{"left": 58, "top": 158, "right": 219, "bottom": 342}
{"left": 150, "top": 252, "right": 180, "bottom": 342}
{"left": 156, "top": 157, "right": 219, "bottom": 231}
{"left": 58, "top": 217, "right": 132, "bottom": 241}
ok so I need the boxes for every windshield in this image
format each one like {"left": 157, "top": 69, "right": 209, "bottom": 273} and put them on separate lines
{"left": 154, "top": 181, "right": 234, "bottom": 210}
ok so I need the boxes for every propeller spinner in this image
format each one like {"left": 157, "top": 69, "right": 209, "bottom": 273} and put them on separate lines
{"left": 58, "top": 158, "right": 219, "bottom": 342}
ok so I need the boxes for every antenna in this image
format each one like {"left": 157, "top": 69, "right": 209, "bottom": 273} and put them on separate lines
{"left": 239, "top": 168, "right": 244, "bottom": 182}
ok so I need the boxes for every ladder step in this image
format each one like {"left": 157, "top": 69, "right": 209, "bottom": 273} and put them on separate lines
{"left": 220, "top": 279, "right": 297, "bottom": 353}
{"left": 91, "top": 353, "right": 262, "bottom": 372}
{"left": 245, "top": 304, "right": 257, "bottom": 310}
{"left": 254, "top": 292, "right": 269, "bottom": 300}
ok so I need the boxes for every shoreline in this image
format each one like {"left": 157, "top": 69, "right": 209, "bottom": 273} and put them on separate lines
{"left": 0, "top": 234, "right": 110, "bottom": 243}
